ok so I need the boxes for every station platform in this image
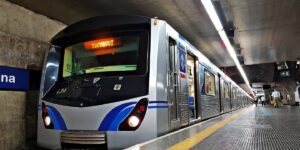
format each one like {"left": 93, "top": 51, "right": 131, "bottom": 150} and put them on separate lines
{"left": 127, "top": 105, "right": 300, "bottom": 150}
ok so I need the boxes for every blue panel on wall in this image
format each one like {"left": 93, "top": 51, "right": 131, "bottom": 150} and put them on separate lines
{"left": 0, "top": 66, "right": 29, "bottom": 91}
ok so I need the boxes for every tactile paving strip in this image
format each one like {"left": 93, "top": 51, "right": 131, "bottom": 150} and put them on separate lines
{"left": 192, "top": 106, "right": 300, "bottom": 150}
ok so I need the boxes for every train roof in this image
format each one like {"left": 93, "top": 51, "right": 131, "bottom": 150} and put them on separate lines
{"left": 50, "top": 15, "right": 151, "bottom": 44}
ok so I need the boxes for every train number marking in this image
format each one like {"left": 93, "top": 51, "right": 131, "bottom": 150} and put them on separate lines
{"left": 113, "top": 84, "right": 122, "bottom": 91}
{"left": 57, "top": 88, "right": 67, "bottom": 94}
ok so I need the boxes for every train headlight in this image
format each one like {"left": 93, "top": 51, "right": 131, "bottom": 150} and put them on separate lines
{"left": 44, "top": 116, "right": 51, "bottom": 126}
{"left": 128, "top": 116, "right": 140, "bottom": 128}
{"left": 119, "top": 98, "right": 148, "bottom": 131}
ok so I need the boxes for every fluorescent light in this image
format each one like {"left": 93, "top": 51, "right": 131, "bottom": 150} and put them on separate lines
{"left": 201, "top": 0, "right": 255, "bottom": 97}
{"left": 201, "top": 0, "right": 223, "bottom": 31}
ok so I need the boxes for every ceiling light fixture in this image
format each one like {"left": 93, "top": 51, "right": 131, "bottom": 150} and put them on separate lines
{"left": 201, "top": 0, "right": 255, "bottom": 97}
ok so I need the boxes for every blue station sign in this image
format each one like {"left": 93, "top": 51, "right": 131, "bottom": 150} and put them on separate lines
{"left": 0, "top": 66, "right": 29, "bottom": 91}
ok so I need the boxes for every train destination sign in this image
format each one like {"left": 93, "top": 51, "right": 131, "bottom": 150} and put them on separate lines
{"left": 83, "top": 37, "right": 121, "bottom": 50}
{"left": 0, "top": 66, "right": 29, "bottom": 91}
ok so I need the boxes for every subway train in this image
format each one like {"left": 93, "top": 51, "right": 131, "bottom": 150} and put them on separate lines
{"left": 37, "top": 15, "right": 253, "bottom": 149}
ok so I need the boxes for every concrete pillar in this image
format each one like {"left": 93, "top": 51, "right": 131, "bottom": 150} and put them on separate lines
{"left": 0, "top": 1, "right": 66, "bottom": 149}
{"left": 277, "top": 79, "right": 296, "bottom": 105}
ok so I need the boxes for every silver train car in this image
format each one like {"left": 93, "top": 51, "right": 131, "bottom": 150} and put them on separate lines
{"left": 37, "top": 15, "right": 253, "bottom": 149}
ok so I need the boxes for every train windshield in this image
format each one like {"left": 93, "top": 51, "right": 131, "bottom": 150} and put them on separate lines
{"left": 62, "top": 31, "right": 148, "bottom": 78}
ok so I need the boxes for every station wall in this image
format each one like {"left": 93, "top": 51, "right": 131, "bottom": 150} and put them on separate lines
{"left": 0, "top": 1, "right": 65, "bottom": 149}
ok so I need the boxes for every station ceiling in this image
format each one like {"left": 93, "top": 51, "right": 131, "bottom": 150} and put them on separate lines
{"left": 8, "top": 0, "right": 300, "bottom": 67}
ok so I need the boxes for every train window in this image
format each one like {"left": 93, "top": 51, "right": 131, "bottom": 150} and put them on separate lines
{"left": 41, "top": 46, "right": 60, "bottom": 96}
{"left": 224, "top": 82, "right": 230, "bottom": 98}
{"left": 187, "top": 54, "right": 197, "bottom": 119}
{"left": 232, "top": 87, "right": 237, "bottom": 99}
{"left": 62, "top": 31, "right": 148, "bottom": 78}
{"left": 204, "top": 70, "right": 215, "bottom": 96}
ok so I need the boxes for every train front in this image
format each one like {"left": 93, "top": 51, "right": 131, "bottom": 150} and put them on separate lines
{"left": 37, "top": 16, "right": 156, "bottom": 149}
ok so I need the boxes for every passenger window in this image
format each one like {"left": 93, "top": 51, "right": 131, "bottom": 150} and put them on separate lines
{"left": 204, "top": 70, "right": 215, "bottom": 96}
{"left": 233, "top": 88, "right": 237, "bottom": 99}
{"left": 224, "top": 82, "right": 230, "bottom": 98}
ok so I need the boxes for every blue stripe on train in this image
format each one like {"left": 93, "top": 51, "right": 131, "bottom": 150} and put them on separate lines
{"left": 46, "top": 105, "right": 67, "bottom": 130}
{"left": 149, "top": 101, "right": 168, "bottom": 109}
{"left": 108, "top": 106, "right": 134, "bottom": 131}
{"left": 38, "top": 104, "right": 67, "bottom": 130}
{"left": 99, "top": 100, "right": 168, "bottom": 131}
{"left": 148, "top": 106, "right": 168, "bottom": 109}
{"left": 98, "top": 102, "right": 136, "bottom": 131}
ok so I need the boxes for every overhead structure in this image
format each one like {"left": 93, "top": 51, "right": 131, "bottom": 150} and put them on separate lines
{"left": 201, "top": 0, "right": 254, "bottom": 96}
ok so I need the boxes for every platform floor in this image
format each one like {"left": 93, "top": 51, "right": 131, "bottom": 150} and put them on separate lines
{"left": 130, "top": 105, "right": 300, "bottom": 150}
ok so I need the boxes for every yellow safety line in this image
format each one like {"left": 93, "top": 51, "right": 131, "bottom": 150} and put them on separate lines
{"left": 167, "top": 107, "right": 251, "bottom": 150}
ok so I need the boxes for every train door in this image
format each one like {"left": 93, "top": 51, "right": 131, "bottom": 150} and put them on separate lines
{"left": 167, "top": 38, "right": 189, "bottom": 130}
{"left": 167, "top": 38, "right": 180, "bottom": 131}
{"left": 218, "top": 77, "right": 224, "bottom": 113}
{"left": 177, "top": 41, "right": 189, "bottom": 127}
{"left": 238, "top": 91, "right": 241, "bottom": 108}
{"left": 231, "top": 85, "right": 235, "bottom": 110}
{"left": 229, "top": 83, "right": 232, "bottom": 110}
{"left": 187, "top": 53, "right": 197, "bottom": 121}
